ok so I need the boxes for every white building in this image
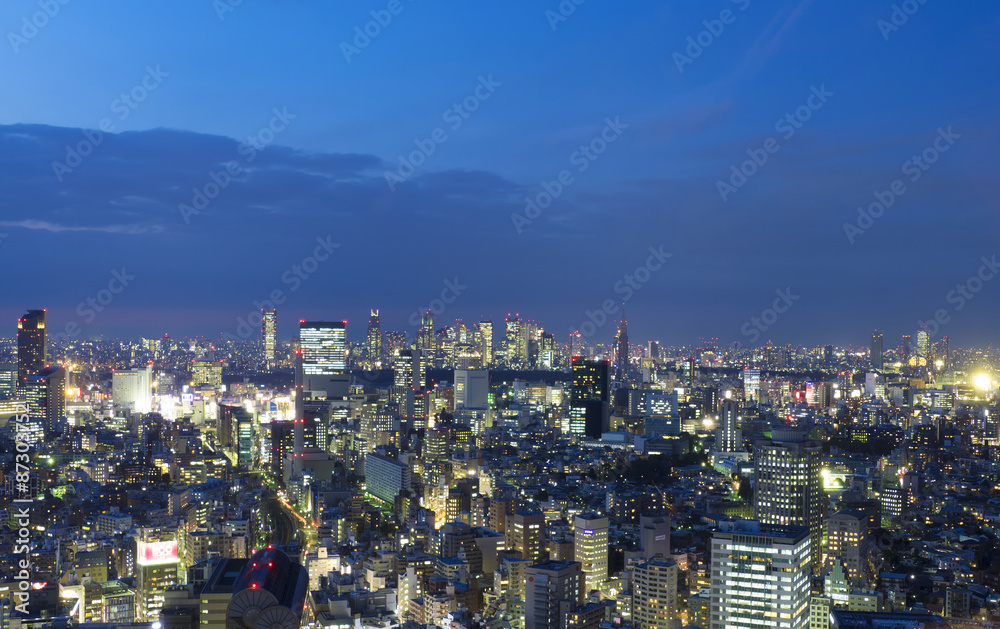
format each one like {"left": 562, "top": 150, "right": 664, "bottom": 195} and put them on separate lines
{"left": 710, "top": 520, "right": 811, "bottom": 629}
{"left": 112, "top": 367, "right": 152, "bottom": 413}
{"left": 633, "top": 556, "right": 677, "bottom": 629}
{"left": 573, "top": 514, "right": 609, "bottom": 595}
{"left": 454, "top": 369, "right": 489, "bottom": 409}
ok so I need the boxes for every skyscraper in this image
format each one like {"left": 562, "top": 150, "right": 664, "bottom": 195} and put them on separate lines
{"left": 261, "top": 309, "right": 277, "bottom": 369}
{"left": 614, "top": 311, "right": 629, "bottom": 380}
{"left": 573, "top": 514, "right": 609, "bottom": 595}
{"left": 901, "top": 334, "right": 912, "bottom": 362}
{"left": 715, "top": 398, "right": 742, "bottom": 453}
{"left": 454, "top": 369, "right": 488, "bottom": 409}
{"left": 916, "top": 330, "right": 929, "bottom": 363}
{"left": 25, "top": 365, "right": 65, "bottom": 438}
{"left": 742, "top": 368, "right": 761, "bottom": 401}
{"left": 418, "top": 311, "right": 436, "bottom": 365}
{"left": 710, "top": 520, "right": 811, "bottom": 629}
{"left": 366, "top": 309, "right": 382, "bottom": 369}
{"left": 505, "top": 315, "right": 523, "bottom": 366}
{"left": 17, "top": 309, "right": 46, "bottom": 395}
{"left": 568, "top": 357, "right": 610, "bottom": 438}
{"left": 479, "top": 320, "right": 493, "bottom": 366}
{"left": 870, "top": 330, "right": 883, "bottom": 370}
{"left": 507, "top": 512, "right": 546, "bottom": 564}
{"left": 299, "top": 321, "right": 348, "bottom": 400}
{"left": 753, "top": 430, "right": 824, "bottom": 574}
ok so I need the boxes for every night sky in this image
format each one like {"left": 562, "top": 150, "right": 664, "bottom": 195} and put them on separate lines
{"left": 2, "top": 0, "right": 998, "bottom": 347}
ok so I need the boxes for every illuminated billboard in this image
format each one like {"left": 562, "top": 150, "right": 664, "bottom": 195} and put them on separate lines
{"left": 137, "top": 541, "right": 178, "bottom": 566}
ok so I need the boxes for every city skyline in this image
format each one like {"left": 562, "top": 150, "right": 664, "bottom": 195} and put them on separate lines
{"left": 2, "top": 1, "right": 999, "bottom": 346}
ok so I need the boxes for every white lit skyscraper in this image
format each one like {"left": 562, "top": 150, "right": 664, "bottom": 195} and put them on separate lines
{"left": 710, "top": 520, "right": 811, "bottom": 629}
{"left": 753, "top": 430, "right": 824, "bottom": 574}
{"left": 367, "top": 309, "right": 382, "bottom": 369}
{"left": 299, "top": 320, "right": 348, "bottom": 400}
{"left": 715, "top": 398, "right": 742, "bottom": 453}
{"left": 479, "top": 320, "right": 493, "bottom": 366}
{"left": 573, "top": 514, "right": 608, "bottom": 595}
{"left": 262, "top": 309, "right": 277, "bottom": 369}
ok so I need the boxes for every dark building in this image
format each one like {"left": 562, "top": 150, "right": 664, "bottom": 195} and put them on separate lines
{"left": 870, "top": 330, "right": 884, "bottom": 370}
{"left": 569, "top": 357, "right": 610, "bottom": 438}
{"left": 17, "top": 309, "right": 46, "bottom": 394}
{"left": 226, "top": 547, "right": 309, "bottom": 629}
{"left": 25, "top": 365, "right": 65, "bottom": 438}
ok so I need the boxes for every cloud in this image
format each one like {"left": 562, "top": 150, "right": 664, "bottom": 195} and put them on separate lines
{"left": 0, "top": 219, "right": 158, "bottom": 234}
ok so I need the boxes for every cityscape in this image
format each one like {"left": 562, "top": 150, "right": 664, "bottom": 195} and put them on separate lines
{"left": 2, "top": 2, "right": 999, "bottom": 629}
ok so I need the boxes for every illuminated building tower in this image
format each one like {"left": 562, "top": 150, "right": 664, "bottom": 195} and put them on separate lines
{"left": 648, "top": 341, "right": 660, "bottom": 360}
{"left": 418, "top": 312, "right": 436, "bottom": 365}
{"left": 936, "top": 335, "right": 949, "bottom": 368}
{"left": 112, "top": 366, "right": 153, "bottom": 414}
{"left": 645, "top": 391, "right": 680, "bottom": 437}
{"left": 568, "top": 357, "right": 610, "bottom": 438}
{"left": 383, "top": 330, "right": 406, "bottom": 360}
{"left": 505, "top": 315, "right": 524, "bottom": 367}
{"left": 136, "top": 540, "right": 180, "bottom": 621}
{"left": 524, "top": 560, "right": 584, "bottom": 629}
{"left": 25, "top": 365, "right": 65, "bottom": 439}
{"left": 916, "top": 330, "right": 929, "bottom": 364}
{"left": 299, "top": 320, "right": 348, "bottom": 400}
{"left": 633, "top": 556, "right": 677, "bottom": 629}
{"left": 710, "top": 520, "right": 811, "bottom": 629}
{"left": 742, "top": 368, "right": 761, "bottom": 401}
{"left": 17, "top": 309, "right": 46, "bottom": 395}
{"left": 683, "top": 358, "right": 695, "bottom": 389}
{"left": 507, "top": 512, "right": 546, "bottom": 563}
{"left": 753, "top": 430, "right": 824, "bottom": 574}
{"left": 715, "top": 398, "right": 742, "bottom": 453}
{"left": 367, "top": 309, "right": 382, "bottom": 369}
{"left": 570, "top": 332, "right": 583, "bottom": 357}
{"left": 262, "top": 309, "right": 277, "bottom": 369}
{"left": 615, "top": 311, "right": 629, "bottom": 381}
{"left": 870, "top": 330, "right": 883, "bottom": 370}
{"left": 479, "top": 320, "right": 494, "bottom": 366}
{"left": 901, "top": 334, "right": 912, "bottom": 362}
{"left": 225, "top": 547, "right": 308, "bottom": 629}
{"left": 573, "top": 514, "right": 608, "bottom": 595}
{"left": 454, "top": 369, "right": 489, "bottom": 409}
{"left": 826, "top": 510, "right": 875, "bottom": 588}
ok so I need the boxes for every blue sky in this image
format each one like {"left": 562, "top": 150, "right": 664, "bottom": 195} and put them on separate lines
{"left": 1, "top": 0, "right": 999, "bottom": 348}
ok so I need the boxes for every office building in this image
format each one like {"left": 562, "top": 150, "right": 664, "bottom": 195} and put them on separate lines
{"left": 742, "top": 368, "right": 761, "bottom": 401}
{"left": 573, "top": 514, "right": 609, "bottom": 595}
{"left": 365, "top": 452, "right": 411, "bottom": 506}
{"left": 507, "top": 512, "right": 546, "bottom": 563}
{"left": 112, "top": 366, "right": 153, "bottom": 414}
{"left": 615, "top": 313, "right": 629, "bottom": 380}
{"left": 524, "top": 560, "right": 584, "bottom": 629}
{"left": 633, "top": 556, "right": 677, "bottom": 629}
{"left": 869, "top": 331, "right": 883, "bottom": 370}
{"left": 826, "top": 511, "right": 874, "bottom": 588}
{"left": 753, "top": 430, "right": 824, "bottom": 574}
{"left": 916, "top": 331, "right": 929, "bottom": 363}
{"left": 455, "top": 369, "right": 489, "bottom": 409}
{"left": 300, "top": 320, "right": 349, "bottom": 399}
{"left": 17, "top": 309, "right": 46, "bottom": 395}
{"left": 24, "top": 365, "right": 65, "bottom": 438}
{"left": 715, "top": 398, "right": 742, "bottom": 453}
{"left": 367, "top": 309, "right": 382, "bottom": 368}
{"left": 639, "top": 514, "right": 671, "bottom": 559}
{"left": 262, "top": 309, "right": 277, "bottom": 369}
{"left": 136, "top": 540, "right": 180, "bottom": 621}
{"left": 479, "top": 320, "right": 494, "bottom": 366}
{"left": 191, "top": 359, "right": 222, "bottom": 387}
{"left": 645, "top": 391, "right": 680, "bottom": 437}
{"left": 710, "top": 520, "right": 811, "bottom": 629}
{"left": 568, "top": 357, "right": 610, "bottom": 438}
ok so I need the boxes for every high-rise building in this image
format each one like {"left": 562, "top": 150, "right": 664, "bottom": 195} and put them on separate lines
{"left": 454, "top": 369, "right": 489, "bottom": 409}
{"left": 916, "top": 330, "right": 929, "bottom": 363}
{"left": 568, "top": 357, "right": 610, "bottom": 438}
{"left": 136, "top": 540, "right": 180, "bottom": 621}
{"left": 418, "top": 312, "right": 436, "bottom": 366}
{"left": 479, "top": 320, "right": 494, "bottom": 366}
{"left": 24, "top": 365, "right": 65, "bottom": 438}
{"left": 870, "top": 330, "right": 883, "bottom": 370}
{"left": 573, "top": 514, "right": 609, "bottom": 595}
{"left": 524, "top": 560, "right": 584, "bottom": 629}
{"left": 505, "top": 316, "right": 523, "bottom": 366}
{"left": 710, "top": 520, "right": 811, "bottom": 629}
{"left": 0, "top": 363, "right": 18, "bottom": 399}
{"left": 17, "top": 309, "right": 46, "bottom": 395}
{"left": 300, "top": 321, "right": 348, "bottom": 400}
{"left": 633, "top": 556, "right": 677, "bottom": 629}
{"left": 367, "top": 309, "right": 382, "bottom": 369}
{"left": 742, "top": 368, "right": 761, "bottom": 401}
{"left": 639, "top": 514, "right": 671, "bottom": 559}
{"left": 901, "top": 334, "right": 912, "bottom": 362}
{"left": 826, "top": 510, "right": 875, "bottom": 588}
{"left": 112, "top": 367, "right": 153, "bottom": 414}
{"left": 507, "top": 512, "right": 546, "bottom": 563}
{"left": 615, "top": 312, "right": 629, "bottom": 380}
{"left": 715, "top": 399, "right": 742, "bottom": 453}
{"left": 683, "top": 358, "right": 695, "bottom": 389}
{"left": 753, "top": 430, "right": 824, "bottom": 574}
{"left": 261, "top": 309, "right": 277, "bottom": 369}
{"left": 645, "top": 391, "right": 680, "bottom": 438}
